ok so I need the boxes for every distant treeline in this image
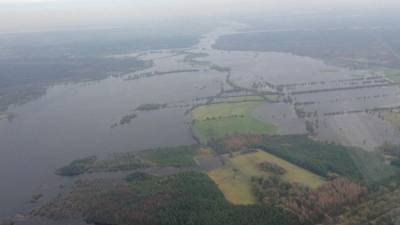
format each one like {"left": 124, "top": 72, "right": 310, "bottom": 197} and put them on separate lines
{"left": 136, "top": 103, "right": 168, "bottom": 111}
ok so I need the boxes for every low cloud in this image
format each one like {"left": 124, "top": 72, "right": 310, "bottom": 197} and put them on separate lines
{"left": 0, "top": 0, "right": 399, "bottom": 33}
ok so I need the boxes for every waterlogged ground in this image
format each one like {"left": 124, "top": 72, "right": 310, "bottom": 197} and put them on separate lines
{"left": 2, "top": 22, "right": 400, "bottom": 224}
{"left": 252, "top": 103, "right": 306, "bottom": 135}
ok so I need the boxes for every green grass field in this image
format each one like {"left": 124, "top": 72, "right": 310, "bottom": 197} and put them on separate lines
{"left": 208, "top": 150, "right": 325, "bottom": 205}
{"left": 194, "top": 117, "right": 277, "bottom": 140}
{"left": 193, "top": 102, "right": 259, "bottom": 120}
{"left": 192, "top": 102, "right": 277, "bottom": 141}
{"left": 139, "top": 145, "right": 199, "bottom": 167}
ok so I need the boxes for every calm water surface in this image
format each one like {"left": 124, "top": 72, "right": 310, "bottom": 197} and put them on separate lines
{"left": 0, "top": 69, "right": 225, "bottom": 216}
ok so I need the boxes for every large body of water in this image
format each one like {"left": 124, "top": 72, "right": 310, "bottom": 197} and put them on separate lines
{"left": 0, "top": 21, "right": 241, "bottom": 217}
{"left": 0, "top": 76, "right": 199, "bottom": 216}
{"left": 0, "top": 47, "right": 229, "bottom": 217}
{"left": 2, "top": 23, "right": 400, "bottom": 220}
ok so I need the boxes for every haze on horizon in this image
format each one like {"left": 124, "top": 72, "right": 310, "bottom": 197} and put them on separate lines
{"left": 0, "top": 0, "right": 399, "bottom": 33}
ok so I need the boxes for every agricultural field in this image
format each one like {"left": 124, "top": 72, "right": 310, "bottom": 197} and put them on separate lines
{"left": 194, "top": 117, "right": 277, "bottom": 141}
{"left": 207, "top": 150, "right": 325, "bottom": 205}
{"left": 192, "top": 102, "right": 277, "bottom": 141}
{"left": 192, "top": 102, "right": 260, "bottom": 120}
{"left": 208, "top": 163, "right": 257, "bottom": 205}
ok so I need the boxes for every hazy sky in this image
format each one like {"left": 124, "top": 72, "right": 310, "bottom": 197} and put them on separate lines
{"left": 0, "top": 0, "right": 399, "bottom": 33}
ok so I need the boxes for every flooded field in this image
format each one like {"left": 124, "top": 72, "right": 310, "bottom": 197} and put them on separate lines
{"left": 189, "top": 24, "right": 400, "bottom": 150}
{"left": 252, "top": 102, "right": 306, "bottom": 135}
{"left": 2, "top": 22, "right": 400, "bottom": 224}
{"left": 314, "top": 113, "right": 400, "bottom": 151}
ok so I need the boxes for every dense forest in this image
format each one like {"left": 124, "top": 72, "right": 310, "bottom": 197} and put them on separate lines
{"left": 210, "top": 134, "right": 398, "bottom": 185}
{"left": 34, "top": 172, "right": 306, "bottom": 225}
{"left": 43, "top": 135, "right": 400, "bottom": 225}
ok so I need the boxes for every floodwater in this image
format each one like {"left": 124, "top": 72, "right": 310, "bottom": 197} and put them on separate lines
{"left": 2, "top": 22, "right": 400, "bottom": 222}
{"left": 252, "top": 102, "right": 306, "bottom": 135}
{"left": 0, "top": 51, "right": 225, "bottom": 218}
